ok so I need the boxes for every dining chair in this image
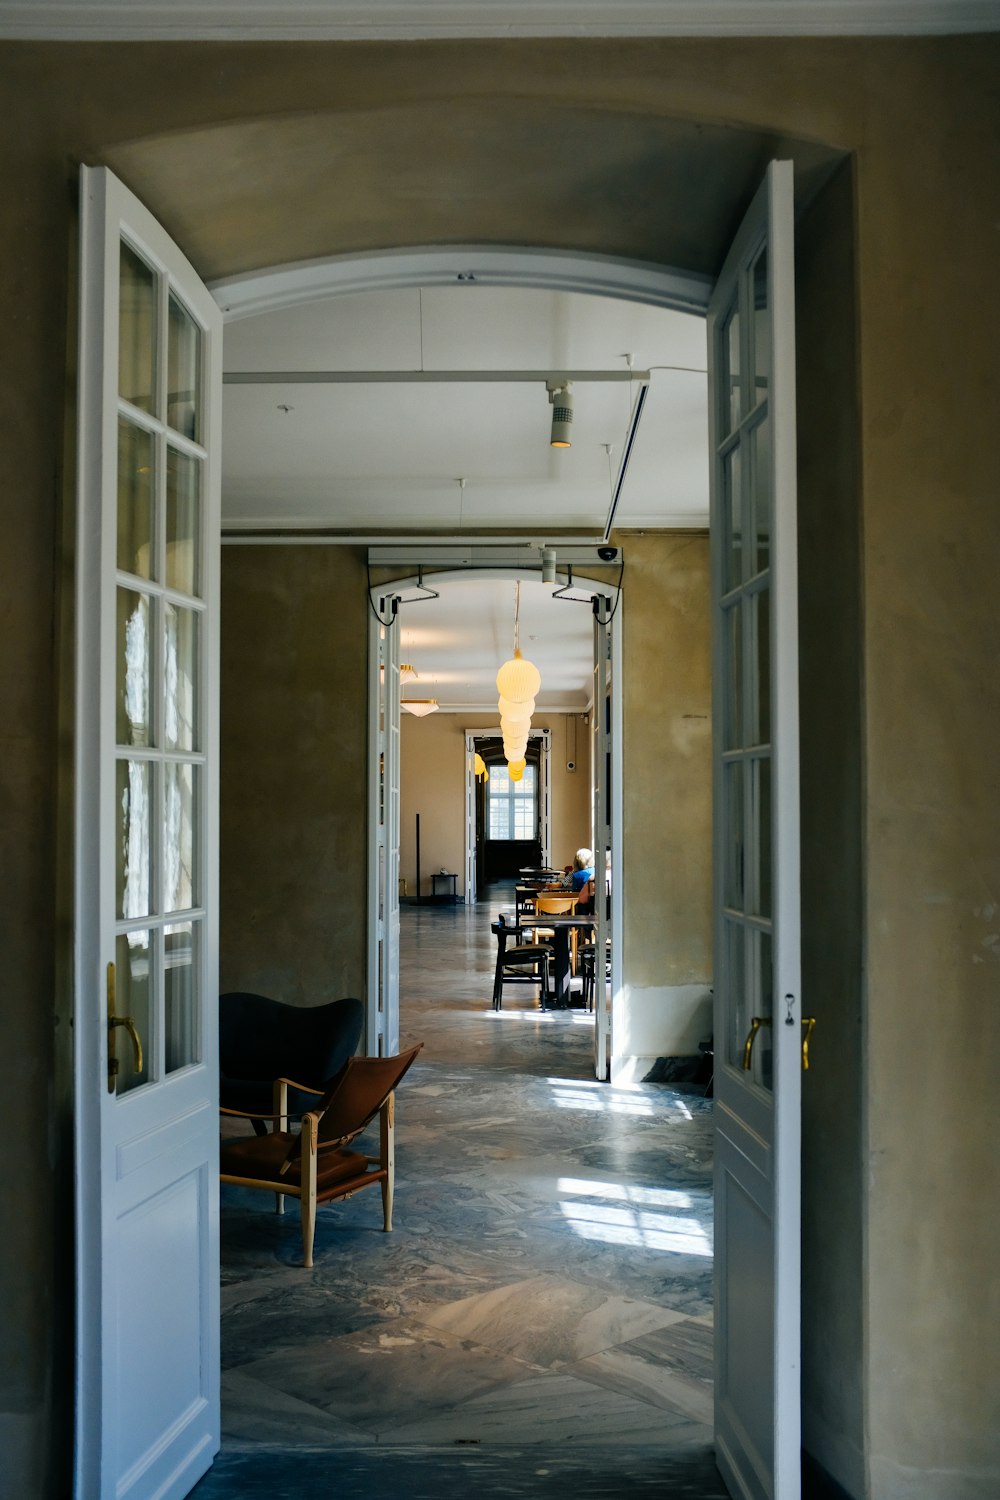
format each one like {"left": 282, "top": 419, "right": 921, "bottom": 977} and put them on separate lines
{"left": 491, "top": 919, "right": 552, "bottom": 1010}
{"left": 580, "top": 937, "right": 612, "bottom": 1012}
{"left": 220, "top": 1045, "right": 422, "bottom": 1267}
{"left": 533, "top": 892, "right": 580, "bottom": 972}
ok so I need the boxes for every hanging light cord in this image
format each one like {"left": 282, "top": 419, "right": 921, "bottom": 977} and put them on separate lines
{"left": 513, "top": 579, "right": 521, "bottom": 655}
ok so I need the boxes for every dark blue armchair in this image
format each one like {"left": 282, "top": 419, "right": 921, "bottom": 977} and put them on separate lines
{"left": 219, "top": 992, "right": 365, "bottom": 1129}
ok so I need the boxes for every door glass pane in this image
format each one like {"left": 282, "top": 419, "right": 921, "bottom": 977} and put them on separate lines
{"left": 116, "top": 588, "right": 151, "bottom": 747}
{"left": 752, "top": 416, "right": 771, "bottom": 576}
{"left": 165, "top": 921, "right": 199, "bottom": 1072}
{"left": 724, "top": 602, "right": 743, "bottom": 751}
{"left": 753, "top": 929, "right": 774, "bottom": 1091}
{"left": 168, "top": 293, "right": 201, "bottom": 442}
{"left": 724, "top": 444, "right": 743, "bottom": 593}
{"left": 721, "top": 304, "right": 741, "bottom": 435}
{"left": 118, "top": 241, "right": 156, "bottom": 414}
{"left": 724, "top": 760, "right": 745, "bottom": 912}
{"left": 725, "top": 917, "right": 747, "bottom": 1071}
{"left": 164, "top": 603, "right": 200, "bottom": 753}
{"left": 114, "top": 930, "right": 151, "bottom": 1094}
{"left": 164, "top": 762, "right": 199, "bottom": 913}
{"left": 166, "top": 448, "right": 202, "bottom": 596}
{"left": 755, "top": 588, "right": 771, "bottom": 747}
{"left": 116, "top": 759, "right": 151, "bottom": 920}
{"left": 117, "top": 419, "right": 155, "bottom": 579}
{"left": 756, "top": 756, "right": 772, "bottom": 921}
{"left": 752, "top": 245, "right": 770, "bottom": 401}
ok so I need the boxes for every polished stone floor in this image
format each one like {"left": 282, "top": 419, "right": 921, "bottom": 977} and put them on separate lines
{"left": 196, "top": 888, "right": 722, "bottom": 1498}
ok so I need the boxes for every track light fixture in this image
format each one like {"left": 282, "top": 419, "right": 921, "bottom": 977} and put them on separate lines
{"left": 547, "top": 382, "right": 573, "bottom": 448}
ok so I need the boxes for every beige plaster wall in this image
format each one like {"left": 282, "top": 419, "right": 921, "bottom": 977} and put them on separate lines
{"left": 219, "top": 544, "right": 368, "bottom": 1005}
{"left": 2, "top": 33, "right": 999, "bottom": 1500}
{"left": 855, "top": 52, "right": 1000, "bottom": 1500}
{"left": 400, "top": 712, "right": 592, "bottom": 899}
{"left": 619, "top": 532, "right": 713, "bottom": 1057}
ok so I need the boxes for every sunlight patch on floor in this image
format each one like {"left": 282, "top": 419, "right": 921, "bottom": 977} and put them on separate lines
{"left": 556, "top": 1176, "right": 712, "bottom": 1255}
{"left": 547, "top": 1081, "right": 655, "bottom": 1116}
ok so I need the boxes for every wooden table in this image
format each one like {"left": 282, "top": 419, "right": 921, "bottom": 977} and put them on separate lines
{"left": 430, "top": 872, "right": 458, "bottom": 903}
{"left": 518, "top": 914, "right": 595, "bottom": 1009}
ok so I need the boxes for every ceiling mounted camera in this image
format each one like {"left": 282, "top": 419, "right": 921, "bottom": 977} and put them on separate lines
{"left": 597, "top": 546, "right": 618, "bottom": 561}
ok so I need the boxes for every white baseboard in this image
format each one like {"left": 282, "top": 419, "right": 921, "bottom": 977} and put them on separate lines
{"left": 611, "top": 983, "right": 712, "bottom": 1083}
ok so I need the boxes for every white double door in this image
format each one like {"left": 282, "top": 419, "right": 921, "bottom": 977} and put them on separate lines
{"left": 74, "top": 163, "right": 801, "bottom": 1500}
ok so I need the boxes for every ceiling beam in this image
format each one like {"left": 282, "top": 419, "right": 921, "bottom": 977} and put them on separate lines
{"left": 223, "top": 368, "right": 651, "bottom": 385}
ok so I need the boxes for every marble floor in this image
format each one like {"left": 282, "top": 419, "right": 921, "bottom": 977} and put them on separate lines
{"left": 197, "top": 888, "right": 723, "bottom": 1498}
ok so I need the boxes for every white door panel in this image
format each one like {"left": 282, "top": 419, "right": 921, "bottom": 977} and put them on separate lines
{"left": 367, "top": 597, "right": 401, "bottom": 1054}
{"left": 709, "top": 159, "right": 801, "bottom": 1500}
{"left": 75, "top": 166, "right": 221, "bottom": 1500}
{"left": 592, "top": 599, "right": 613, "bottom": 1081}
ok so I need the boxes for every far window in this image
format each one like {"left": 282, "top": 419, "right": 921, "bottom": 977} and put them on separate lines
{"left": 488, "top": 761, "right": 537, "bottom": 840}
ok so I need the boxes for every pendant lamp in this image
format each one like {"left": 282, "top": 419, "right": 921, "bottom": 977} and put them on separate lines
{"left": 496, "top": 649, "right": 540, "bottom": 703}
{"left": 497, "top": 694, "right": 534, "bottom": 722}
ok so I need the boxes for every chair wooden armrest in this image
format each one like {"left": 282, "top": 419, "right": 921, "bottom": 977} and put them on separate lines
{"left": 271, "top": 1074, "right": 322, "bottom": 1131}
{"left": 220, "top": 1105, "right": 282, "bottom": 1121}
{"left": 274, "top": 1075, "right": 325, "bottom": 1096}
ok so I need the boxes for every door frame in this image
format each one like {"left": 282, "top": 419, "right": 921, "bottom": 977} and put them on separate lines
{"left": 209, "top": 239, "right": 799, "bottom": 1494}
{"left": 464, "top": 725, "right": 553, "bottom": 902}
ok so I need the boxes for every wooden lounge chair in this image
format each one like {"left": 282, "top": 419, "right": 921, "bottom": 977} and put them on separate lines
{"left": 220, "top": 1045, "right": 422, "bottom": 1266}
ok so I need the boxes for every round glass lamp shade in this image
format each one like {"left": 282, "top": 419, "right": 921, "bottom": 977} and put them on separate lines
{"left": 504, "top": 741, "right": 529, "bottom": 762}
{"left": 473, "top": 752, "right": 487, "bottom": 779}
{"left": 508, "top": 765, "right": 524, "bottom": 782}
{"left": 495, "top": 649, "right": 541, "bottom": 702}
{"left": 500, "top": 714, "right": 533, "bottom": 739}
{"left": 507, "top": 758, "right": 527, "bottom": 777}
{"left": 497, "top": 694, "right": 534, "bottom": 723}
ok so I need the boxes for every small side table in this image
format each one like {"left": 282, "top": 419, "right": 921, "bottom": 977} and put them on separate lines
{"left": 430, "top": 872, "right": 458, "bottom": 903}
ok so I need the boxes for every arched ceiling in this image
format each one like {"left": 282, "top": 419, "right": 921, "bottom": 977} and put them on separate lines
{"left": 100, "top": 92, "right": 843, "bottom": 708}
{"left": 102, "top": 102, "right": 844, "bottom": 283}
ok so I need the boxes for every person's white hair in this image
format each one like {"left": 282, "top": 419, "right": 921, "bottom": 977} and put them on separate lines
{"left": 574, "top": 848, "right": 593, "bottom": 870}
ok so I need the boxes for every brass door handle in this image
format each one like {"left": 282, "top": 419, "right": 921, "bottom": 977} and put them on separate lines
{"left": 742, "top": 1016, "right": 771, "bottom": 1070}
{"left": 742, "top": 1015, "right": 816, "bottom": 1072}
{"left": 107, "top": 961, "right": 144, "bottom": 1091}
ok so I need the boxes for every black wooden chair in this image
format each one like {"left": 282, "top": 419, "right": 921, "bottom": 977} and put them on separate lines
{"left": 491, "top": 919, "right": 552, "bottom": 1010}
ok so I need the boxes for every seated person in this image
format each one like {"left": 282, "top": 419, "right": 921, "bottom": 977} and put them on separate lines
{"left": 559, "top": 847, "right": 595, "bottom": 912}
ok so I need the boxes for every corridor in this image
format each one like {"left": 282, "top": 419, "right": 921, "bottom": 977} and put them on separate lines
{"left": 200, "top": 892, "right": 722, "bottom": 1498}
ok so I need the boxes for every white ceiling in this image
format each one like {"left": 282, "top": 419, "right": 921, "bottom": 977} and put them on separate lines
{"left": 222, "top": 284, "right": 709, "bottom": 533}
{"left": 394, "top": 574, "right": 600, "bottom": 714}
{"left": 222, "top": 280, "right": 695, "bottom": 712}
{"left": 2, "top": 2, "right": 993, "bottom": 39}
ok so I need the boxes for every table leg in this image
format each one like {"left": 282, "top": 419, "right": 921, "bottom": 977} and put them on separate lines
{"left": 554, "top": 929, "right": 571, "bottom": 1008}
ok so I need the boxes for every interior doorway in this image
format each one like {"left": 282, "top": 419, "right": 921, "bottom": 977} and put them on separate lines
{"left": 78, "top": 138, "right": 821, "bottom": 1488}
{"left": 465, "top": 728, "right": 550, "bottom": 897}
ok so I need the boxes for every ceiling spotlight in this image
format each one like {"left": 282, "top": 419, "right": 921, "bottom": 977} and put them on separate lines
{"left": 547, "top": 382, "right": 573, "bottom": 448}
{"left": 541, "top": 547, "right": 557, "bottom": 585}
